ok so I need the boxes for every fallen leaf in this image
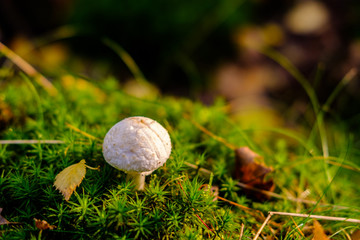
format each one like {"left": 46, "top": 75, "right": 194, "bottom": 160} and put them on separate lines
{"left": 0, "top": 208, "right": 9, "bottom": 225}
{"left": 351, "top": 229, "right": 360, "bottom": 240}
{"left": 0, "top": 208, "right": 21, "bottom": 225}
{"left": 312, "top": 220, "right": 329, "bottom": 240}
{"left": 233, "top": 147, "right": 275, "bottom": 200}
{"left": 34, "top": 218, "right": 56, "bottom": 230}
{"left": 54, "top": 159, "right": 99, "bottom": 201}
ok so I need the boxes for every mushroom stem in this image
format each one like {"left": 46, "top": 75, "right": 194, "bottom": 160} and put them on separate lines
{"left": 126, "top": 172, "right": 146, "bottom": 190}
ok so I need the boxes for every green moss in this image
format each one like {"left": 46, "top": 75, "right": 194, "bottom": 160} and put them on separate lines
{"left": 0, "top": 73, "right": 359, "bottom": 239}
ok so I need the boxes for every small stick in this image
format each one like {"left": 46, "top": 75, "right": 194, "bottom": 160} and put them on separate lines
{"left": 0, "top": 140, "right": 65, "bottom": 144}
{"left": 239, "top": 223, "right": 245, "bottom": 240}
{"left": 253, "top": 212, "right": 273, "bottom": 240}
{"left": 0, "top": 140, "right": 93, "bottom": 146}
{"left": 0, "top": 42, "right": 58, "bottom": 96}
{"left": 270, "top": 211, "right": 360, "bottom": 223}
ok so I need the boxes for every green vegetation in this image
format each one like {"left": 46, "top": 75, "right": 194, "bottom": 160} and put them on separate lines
{"left": 0, "top": 61, "right": 359, "bottom": 239}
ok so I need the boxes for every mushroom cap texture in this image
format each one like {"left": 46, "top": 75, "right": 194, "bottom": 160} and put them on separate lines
{"left": 103, "top": 116, "right": 172, "bottom": 174}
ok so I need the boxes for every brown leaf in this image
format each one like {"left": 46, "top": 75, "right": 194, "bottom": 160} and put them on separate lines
{"left": 233, "top": 147, "right": 275, "bottom": 200}
{"left": 351, "top": 229, "right": 360, "bottom": 240}
{"left": 312, "top": 220, "right": 329, "bottom": 240}
{"left": 0, "top": 208, "right": 21, "bottom": 225}
{"left": 34, "top": 218, "right": 56, "bottom": 230}
{"left": 0, "top": 208, "right": 9, "bottom": 225}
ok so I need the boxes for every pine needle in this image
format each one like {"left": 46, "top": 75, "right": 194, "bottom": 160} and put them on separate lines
{"left": 65, "top": 122, "right": 102, "bottom": 142}
{"left": 183, "top": 113, "right": 237, "bottom": 150}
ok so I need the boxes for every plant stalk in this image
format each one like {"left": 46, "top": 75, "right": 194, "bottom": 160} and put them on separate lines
{"left": 126, "top": 172, "right": 146, "bottom": 190}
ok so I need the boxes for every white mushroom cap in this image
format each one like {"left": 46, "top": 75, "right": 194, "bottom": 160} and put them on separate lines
{"left": 102, "top": 116, "right": 172, "bottom": 175}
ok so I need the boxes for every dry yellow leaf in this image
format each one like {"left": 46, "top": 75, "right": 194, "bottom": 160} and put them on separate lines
{"left": 54, "top": 160, "right": 88, "bottom": 201}
{"left": 312, "top": 220, "right": 329, "bottom": 240}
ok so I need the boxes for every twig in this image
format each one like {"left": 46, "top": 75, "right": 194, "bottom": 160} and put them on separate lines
{"left": 253, "top": 212, "right": 272, "bottom": 240}
{"left": 0, "top": 42, "right": 58, "bottom": 96}
{"left": 253, "top": 211, "right": 360, "bottom": 240}
{"left": 0, "top": 140, "right": 65, "bottom": 144}
{"left": 239, "top": 223, "right": 244, "bottom": 240}
{"left": 270, "top": 212, "right": 360, "bottom": 223}
{"left": 0, "top": 140, "right": 95, "bottom": 146}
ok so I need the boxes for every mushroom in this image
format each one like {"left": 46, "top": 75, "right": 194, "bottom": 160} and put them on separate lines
{"left": 102, "top": 116, "right": 172, "bottom": 190}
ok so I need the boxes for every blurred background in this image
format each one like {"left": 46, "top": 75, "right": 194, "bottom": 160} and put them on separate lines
{"left": 1, "top": 0, "right": 360, "bottom": 132}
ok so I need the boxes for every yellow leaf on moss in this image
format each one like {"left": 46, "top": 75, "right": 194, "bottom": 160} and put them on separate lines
{"left": 54, "top": 160, "right": 87, "bottom": 201}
